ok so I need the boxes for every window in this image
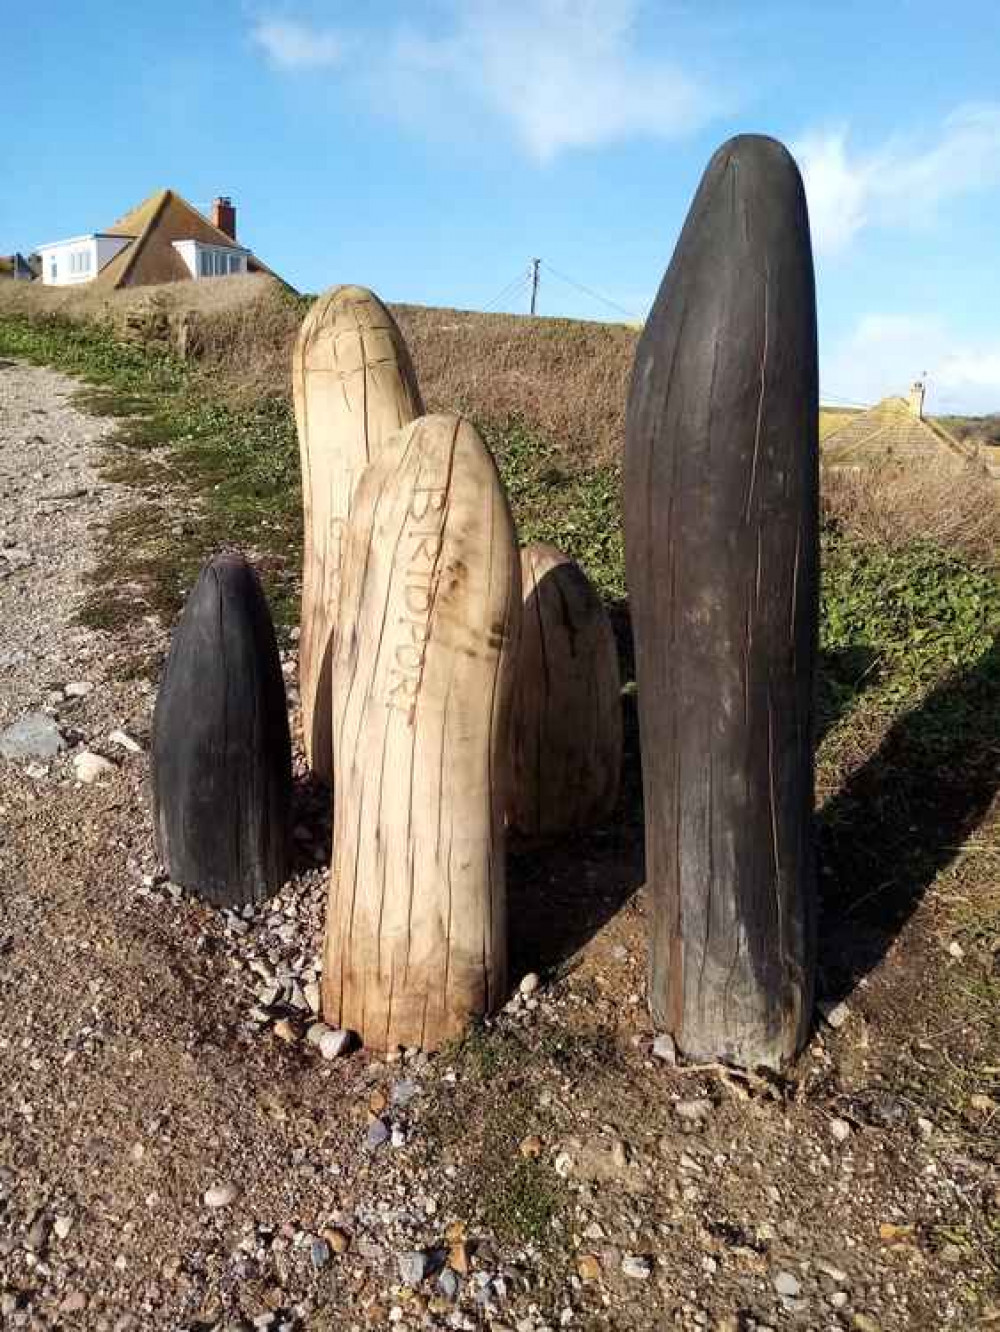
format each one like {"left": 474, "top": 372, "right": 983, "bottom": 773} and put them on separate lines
{"left": 49, "top": 258, "right": 57, "bottom": 281}
{"left": 68, "top": 249, "right": 92, "bottom": 275}
{"left": 194, "top": 246, "right": 245, "bottom": 278}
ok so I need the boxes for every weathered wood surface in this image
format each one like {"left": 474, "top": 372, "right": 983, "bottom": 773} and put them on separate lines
{"left": 293, "top": 285, "right": 423, "bottom": 782}
{"left": 322, "top": 413, "right": 521, "bottom": 1052}
{"left": 624, "top": 135, "right": 819, "bottom": 1069}
{"left": 151, "top": 553, "right": 292, "bottom": 906}
{"left": 509, "top": 542, "right": 622, "bottom": 837}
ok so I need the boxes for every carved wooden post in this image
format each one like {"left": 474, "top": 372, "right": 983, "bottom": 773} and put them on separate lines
{"left": 624, "top": 135, "right": 819, "bottom": 1068}
{"left": 152, "top": 553, "right": 292, "bottom": 906}
{"left": 322, "top": 414, "right": 521, "bottom": 1052}
{"left": 293, "top": 285, "right": 423, "bottom": 783}
{"left": 509, "top": 542, "right": 622, "bottom": 837}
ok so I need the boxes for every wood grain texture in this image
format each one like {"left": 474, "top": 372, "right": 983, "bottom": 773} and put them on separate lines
{"left": 624, "top": 135, "right": 819, "bottom": 1069}
{"left": 151, "top": 553, "right": 292, "bottom": 906}
{"left": 509, "top": 542, "right": 623, "bottom": 837}
{"left": 293, "top": 285, "right": 423, "bottom": 782}
{"left": 322, "top": 413, "right": 521, "bottom": 1052}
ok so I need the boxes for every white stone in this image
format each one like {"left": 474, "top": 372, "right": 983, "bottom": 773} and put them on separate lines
{"left": 774, "top": 1271, "right": 801, "bottom": 1297}
{"left": 818, "top": 1000, "right": 849, "bottom": 1029}
{"left": 621, "top": 1254, "right": 652, "bottom": 1280}
{"left": 652, "top": 1033, "right": 677, "bottom": 1064}
{"left": 519, "top": 972, "right": 541, "bottom": 997}
{"left": 73, "top": 751, "right": 115, "bottom": 783}
{"left": 64, "top": 681, "right": 94, "bottom": 698}
{"left": 109, "top": 729, "right": 143, "bottom": 753}
{"left": 829, "top": 1118, "right": 851, "bottom": 1143}
{"left": 204, "top": 1182, "right": 240, "bottom": 1209}
{"left": 318, "top": 1028, "right": 351, "bottom": 1060}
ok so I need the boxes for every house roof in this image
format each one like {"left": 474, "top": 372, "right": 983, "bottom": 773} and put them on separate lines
{"left": 85, "top": 188, "right": 284, "bottom": 290}
{"left": 822, "top": 396, "right": 979, "bottom": 472}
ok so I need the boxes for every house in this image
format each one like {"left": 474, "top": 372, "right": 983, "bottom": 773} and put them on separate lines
{"left": 822, "top": 381, "right": 981, "bottom": 474}
{"left": 0, "top": 253, "right": 35, "bottom": 281}
{"left": 36, "top": 190, "right": 283, "bottom": 290}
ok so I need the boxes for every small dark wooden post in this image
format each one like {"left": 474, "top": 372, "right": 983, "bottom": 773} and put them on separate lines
{"left": 624, "top": 135, "right": 819, "bottom": 1069}
{"left": 152, "top": 553, "right": 292, "bottom": 906}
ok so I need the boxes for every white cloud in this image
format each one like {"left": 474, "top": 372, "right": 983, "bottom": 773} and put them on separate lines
{"left": 824, "top": 313, "right": 1000, "bottom": 415}
{"left": 251, "top": 1, "right": 720, "bottom": 160}
{"left": 251, "top": 19, "right": 344, "bottom": 70}
{"left": 797, "top": 104, "right": 1000, "bottom": 255}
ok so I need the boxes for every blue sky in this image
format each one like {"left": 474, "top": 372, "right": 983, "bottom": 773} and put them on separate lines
{"left": 3, "top": 0, "right": 1000, "bottom": 413}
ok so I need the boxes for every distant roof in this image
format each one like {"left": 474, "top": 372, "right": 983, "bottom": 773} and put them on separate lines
{"left": 822, "top": 396, "right": 979, "bottom": 472}
{"left": 47, "top": 188, "right": 286, "bottom": 291}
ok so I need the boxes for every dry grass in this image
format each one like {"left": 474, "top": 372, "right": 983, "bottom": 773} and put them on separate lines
{"left": 822, "top": 463, "right": 1000, "bottom": 565}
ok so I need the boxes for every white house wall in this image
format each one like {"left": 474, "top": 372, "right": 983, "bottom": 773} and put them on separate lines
{"left": 37, "top": 234, "right": 130, "bottom": 286}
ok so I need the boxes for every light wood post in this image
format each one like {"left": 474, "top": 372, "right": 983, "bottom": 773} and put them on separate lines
{"left": 322, "top": 414, "right": 521, "bottom": 1052}
{"left": 293, "top": 285, "right": 423, "bottom": 782}
{"left": 509, "top": 542, "right": 622, "bottom": 837}
{"left": 624, "top": 136, "right": 819, "bottom": 1069}
{"left": 151, "top": 554, "right": 292, "bottom": 906}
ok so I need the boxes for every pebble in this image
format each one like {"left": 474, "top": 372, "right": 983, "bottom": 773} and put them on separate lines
{"left": 819, "top": 1000, "right": 850, "bottom": 1029}
{"left": 310, "top": 1238, "right": 331, "bottom": 1270}
{"left": 319, "top": 1028, "right": 351, "bottom": 1060}
{"left": 576, "top": 1253, "right": 601, "bottom": 1281}
{"left": 304, "top": 981, "right": 321, "bottom": 1013}
{"left": 204, "top": 1183, "right": 240, "bottom": 1209}
{"left": 947, "top": 940, "right": 965, "bottom": 960}
{"left": 621, "top": 1254, "right": 652, "bottom": 1280}
{"left": 64, "top": 680, "right": 94, "bottom": 697}
{"left": 0, "top": 712, "right": 65, "bottom": 760}
{"left": 72, "top": 751, "right": 116, "bottom": 783}
{"left": 438, "top": 1268, "right": 460, "bottom": 1301}
{"left": 520, "top": 1135, "right": 542, "bottom": 1159}
{"left": 674, "top": 1097, "right": 713, "bottom": 1122}
{"left": 53, "top": 1214, "right": 74, "bottom": 1240}
{"left": 398, "top": 1250, "right": 430, "bottom": 1286}
{"left": 652, "top": 1033, "right": 677, "bottom": 1064}
{"left": 323, "top": 1226, "right": 351, "bottom": 1254}
{"left": 272, "top": 1019, "right": 298, "bottom": 1044}
{"left": 109, "top": 728, "right": 143, "bottom": 753}
{"left": 391, "top": 1078, "right": 419, "bottom": 1106}
{"left": 773, "top": 1271, "right": 801, "bottom": 1297}
{"left": 366, "top": 1118, "right": 391, "bottom": 1150}
{"left": 448, "top": 1240, "right": 470, "bottom": 1274}
{"left": 830, "top": 1117, "right": 852, "bottom": 1143}
{"left": 554, "top": 1151, "right": 574, "bottom": 1178}
{"left": 519, "top": 973, "right": 541, "bottom": 997}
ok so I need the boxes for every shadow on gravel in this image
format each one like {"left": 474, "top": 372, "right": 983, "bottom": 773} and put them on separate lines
{"left": 507, "top": 608, "right": 888, "bottom": 983}
{"left": 818, "top": 641, "right": 1000, "bottom": 1002}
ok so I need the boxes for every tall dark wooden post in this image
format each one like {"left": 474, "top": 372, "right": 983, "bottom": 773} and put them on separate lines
{"left": 152, "top": 553, "right": 292, "bottom": 906}
{"left": 624, "top": 135, "right": 819, "bottom": 1069}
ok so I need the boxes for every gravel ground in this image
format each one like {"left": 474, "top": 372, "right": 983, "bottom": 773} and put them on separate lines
{"left": 0, "top": 360, "right": 997, "bottom": 1331}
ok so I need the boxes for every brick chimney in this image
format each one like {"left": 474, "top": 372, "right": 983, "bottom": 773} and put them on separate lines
{"left": 908, "top": 378, "right": 925, "bottom": 419}
{"left": 212, "top": 197, "right": 236, "bottom": 241}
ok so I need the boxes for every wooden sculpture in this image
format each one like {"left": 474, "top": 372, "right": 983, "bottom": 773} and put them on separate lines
{"left": 509, "top": 542, "right": 622, "bottom": 837}
{"left": 152, "top": 553, "right": 292, "bottom": 906}
{"left": 293, "top": 285, "right": 423, "bottom": 782}
{"left": 322, "top": 414, "right": 521, "bottom": 1052}
{"left": 624, "top": 135, "right": 819, "bottom": 1069}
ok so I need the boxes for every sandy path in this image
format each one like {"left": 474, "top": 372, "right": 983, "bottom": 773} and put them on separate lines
{"left": 0, "top": 361, "right": 122, "bottom": 727}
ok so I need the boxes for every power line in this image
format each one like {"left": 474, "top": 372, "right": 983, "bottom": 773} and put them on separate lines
{"left": 540, "top": 261, "right": 640, "bottom": 321}
{"left": 482, "top": 269, "right": 533, "bottom": 313}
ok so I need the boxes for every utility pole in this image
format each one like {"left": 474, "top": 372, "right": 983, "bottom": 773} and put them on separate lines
{"left": 529, "top": 258, "right": 540, "bottom": 315}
